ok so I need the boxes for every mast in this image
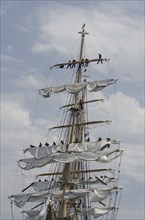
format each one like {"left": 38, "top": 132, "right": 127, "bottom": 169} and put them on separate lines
{"left": 59, "top": 25, "right": 88, "bottom": 219}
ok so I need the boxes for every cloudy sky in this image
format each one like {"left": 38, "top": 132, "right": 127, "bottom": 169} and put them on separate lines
{"left": 1, "top": 1, "right": 144, "bottom": 219}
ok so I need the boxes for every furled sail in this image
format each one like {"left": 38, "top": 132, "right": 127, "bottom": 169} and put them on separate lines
{"left": 18, "top": 149, "right": 123, "bottom": 170}
{"left": 39, "top": 79, "right": 117, "bottom": 98}
{"left": 90, "top": 186, "right": 122, "bottom": 202}
{"left": 23, "top": 139, "right": 120, "bottom": 159}
{"left": 22, "top": 197, "right": 51, "bottom": 220}
{"left": 22, "top": 210, "right": 46, "bottom": 220}
{"left": 9, "top": 190, "right": 49, "bottom": 208}
{"left": 32, "top": 180, "right": 51, "bottom": 191}
{"left": 91, "top": 207, "right": 117, "bottom": 218}
{"left": 77, "top": 206, "right": 116, "bottom": 218}
{"left": 10, "top": 186, "right": 122, "bottom": 208}
{"left": 32, "top": 178, "right": 107, "bottom": 192}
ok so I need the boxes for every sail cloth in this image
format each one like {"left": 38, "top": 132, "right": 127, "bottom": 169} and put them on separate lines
{"left": 78, "top": 207, "right": 116, "bottom": 218}
{"left": 23, "top": 215, "right": 46, "bottom": 220}
{"left": 33, "top": 181, "right": 50, "bottom": 191}
{"left": 32, "top": 180, "right": 61, "bottom": 191}
{"left": 23, "top": 210, "right": 40, "bottom": 217}
{"left": 68, "top": 139, "right": 120, "bottom": 152}
{"left": 9, "top": 189, "right": 90, "bottom": 208}
{"left": 90, "top": 186, "right": 122, "bottom": 202}
{"left": 10, "top": 186, "right": 122, "bottom": 208}
{"left": 39, "top": 79, "right": 117, "bottom": 98}
{"left": 32, "top": 178, "right": 106, "bottom": 192}
{"left": 22, "top": 210, "right": 46, "bottom": 220}
{"left": 92, "top": 207, "right": 116, "bottom": 218}
{"left": 23, "top": 143, "right": 66, "bottom": 159}
{"left": 9, "top": 190, "right": 49, "bottom": 208}
{"left": 51, "top": 186, "right": 121, "bottom": 201}
{"left": 23, "top": 139, "right": 120, "bottom": 159}
{"left": 22, "top": 198, "right": 51, "bottom": 220}
{"left": 18, "top": 149, "right": 123, "bottom": 170}
{"left": 32, "top": 175, "right": 116, "bottom": 192}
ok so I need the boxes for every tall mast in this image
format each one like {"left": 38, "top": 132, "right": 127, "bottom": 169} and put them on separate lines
{"left": 70, "top": 25, "right": 89, "bottom": 142}
{"left": 59, "top": 25, "right": 88, "bottom": 219}
{"left": 76, "top": 26, "right": 89, "bottom": 83}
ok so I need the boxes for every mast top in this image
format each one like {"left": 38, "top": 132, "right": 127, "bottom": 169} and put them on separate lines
{"left": 78, "top": 23, "right": 89, "bottom": 36}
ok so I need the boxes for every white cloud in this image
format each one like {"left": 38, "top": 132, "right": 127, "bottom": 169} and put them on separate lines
{"left": 12, "top": 73, "right": 43, "bottom": 90}
{"left": 16, "top": 24, "right": 29, "bottom": 33}
{"left": 22, "top": 2, "right": 143, "bottom": 83}
{"left": 108, "top": 92, "right": 144, "bottom": 137}
{"left": 88, "top": 91, "right": 144, "bottom": 140}
{"left": 1, "top": 101, "right": 31, "bottom": 129}
{"left": 6, "top": 45, "right": 14, "bottom": 51}
{"left": 0, "top": 8, "right": 6, "bottom": 16}
{"left": 1, "top": 54, "right": 25, "bottom": 65}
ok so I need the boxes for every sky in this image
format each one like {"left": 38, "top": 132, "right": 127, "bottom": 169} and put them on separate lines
{"left": 0, "top": 0, "right": 144, "bottom": 220}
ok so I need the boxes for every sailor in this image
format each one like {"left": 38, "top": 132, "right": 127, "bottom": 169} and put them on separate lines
{"left": 45, "top": 142, "right": 49, "bottom": 146}
{"left": 79, "top": 98, "right": 83, "bottom": 110}
{"left": 72, "top": 59, "right": 76, "bottom": 68}
{"left": 75, "top": 138, "right": 78, "bottom": 143}
{"left": 53, "top": 141, "right": 56, "bottom": 145}
{"left": 86, "top": 137, "right": 90, "bottom": 142}
{"left": 66, "top": 60, "right": 72, "bottom": 69}
{"left": 97, "top": 53, "right": 103, "bottom": 64}
{"left": 39, "top": 142, "right": 42, "bottom": 147}
{"left": 60, "top": 140, "right": 64, "bottom": 145}
{"left": 59, "top": 64, "right": 64, "bottom": 68}
{"left": 98, "top": 137, "right": 102, "bottom": 141}
{"left": 30, "top": 144, "right": 35, "bottom": 148}
{"left": 77, "top": 199, "right": 82, "bottom": 208}
{"left": 81, "top": 58, "right": 85, "bottom": 67}
{"left": 106, "top": 138, "right": 110, "bottom": 148}
{"left": 84, "top": 58, "right": 89, "bottom": 67}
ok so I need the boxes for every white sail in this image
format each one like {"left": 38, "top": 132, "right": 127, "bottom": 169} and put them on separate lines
{"left": 23, "top": 139, "right": 120, "bottom": 159}
{"left": 31, "top": 174, "right": 117, "bottom": 192}
{"left": 18, "top": 149, "right": 123, "bottom": 170}
{"left": 10, "top": 186, "right": 122, "bottom": 209}
{"left": 23, "top": 209, "right": 47, "bottom": 220}
{"left": 90, "top": 186, "right": 122, "bottom": 202}
{"left": 23, "top": 210, "right": 40, "bottom": 217}
{"left": 92, "top": 207, "right": 116, "bottom": 218}
{"left": 77, "top": 206, "right": 116, "bottom": 218}
{"left": 39, "top": 79, "right": 117, "bottom": 98}
{"left": 32, "top": 180, "right": 50, "bottom": 191}
{"left": 9, "top": 190, "right": 49, "bottom": 208}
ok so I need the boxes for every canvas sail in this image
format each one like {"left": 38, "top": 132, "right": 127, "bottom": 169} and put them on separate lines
{"left": 39, "top": 79, "right": 117, "bottom": 98}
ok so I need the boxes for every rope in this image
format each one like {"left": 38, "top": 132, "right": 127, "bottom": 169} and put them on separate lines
{"left": 113, "top": 81, "right": 117, "bottom": 138}
{"left": 115, "top": 189, "right": 123, "bottom": 219}
{"left": 117, "top": 153, "right": 123, "bottom": 184}
{"left": 43, "top": 68, "right": 52, "bottom": 88}
{"left": 10, "top": 201, "right": 14, "bottom": 220}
